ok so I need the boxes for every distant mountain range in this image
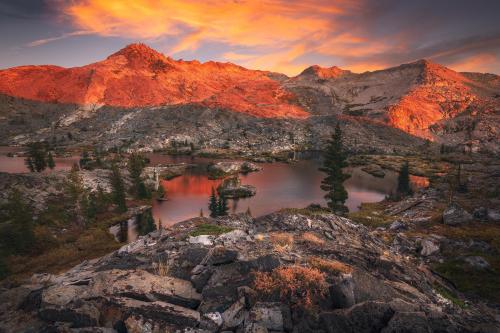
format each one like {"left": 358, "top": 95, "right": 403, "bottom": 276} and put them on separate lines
{"left": 0, "top": 43, "right": 498, "bottom": 153}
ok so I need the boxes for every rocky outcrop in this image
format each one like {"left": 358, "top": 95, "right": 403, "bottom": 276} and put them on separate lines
{"left": 1, "top": 210, "right": 498, "bottom": 332}
{"left": 217, "top": 177, "right": 256, "bottom": 198}
{"left": 142, "top": 163, "right": 189, "bottom": 181}
{"left": 443, "top": 203, "right": 473, "bottom": 226}
{"left": 208, "top": 161, "right": 262, "bottom": 179}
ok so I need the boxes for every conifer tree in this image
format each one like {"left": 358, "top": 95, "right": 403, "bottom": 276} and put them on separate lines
{"left": 95, "top": 185, "right": 110, "bottom": 213}
{"left": 65, "top": 165, "right": 84, "bottom": 208}
{"left": 25, "top": 142, "right": 48, "bottom": 172}
{"left": 0, "top": 189, "right": 35, "bottom": 255}
{"left": 217, "top": 195, "right": 229, "bottom": 216}
{"left": 319, "top": 123, "right": 350, "bottom": 214}
{"left": 84, "top": 192, "right": 98, "bottom": 222}
{"left": 139, "top": 210, "right": 156, "bottom": 235}
{"left": 79, "top": 151, "right": 91, "bottom": 169}
{"left": 397, "top": 161, "right": 412, "bottom": 197}
{"left": 47, "top": 151, "right": 55, "bottom": 169}
{"left": 64, "top": 164, "right": 89, "bottom": 224}
{"left": 93, "top": 147, "right": 103, "bottom": 167}
{"left": 209, "top": 187, "right": 218, "bottom": 218}
{"left": 110, "top": 163, "right": 127, "bottom": 213}
{"left": 128, "top": 153, "right": 148, "bottom": 198}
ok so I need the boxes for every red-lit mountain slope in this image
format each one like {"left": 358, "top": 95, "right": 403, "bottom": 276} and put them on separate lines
{"left": 0, "top": 43, "right": 307, "bottom": 119}
{"left": 0, "top": 44, "right": 498, "bottom": 142}
{"left": 287, "top": 60, "right": 499, "bottom": 139}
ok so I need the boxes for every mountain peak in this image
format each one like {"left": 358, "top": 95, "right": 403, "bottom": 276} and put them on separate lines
{"left": 108, "top": 43, "right": 169, "bottom": 64}
{"left": 298, "top": 65, "right": 351, "bottom": 79}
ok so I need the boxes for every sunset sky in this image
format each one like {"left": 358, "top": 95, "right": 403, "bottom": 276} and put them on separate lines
{"left": 1, "top": 0, "right": 499, "bottom": 75}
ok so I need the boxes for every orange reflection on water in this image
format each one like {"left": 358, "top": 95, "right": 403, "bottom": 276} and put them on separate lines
{"left": 160, "top": 175, "right": 222, "bottom": 197}
{"left": 410, "top": 175, "right": 430, "bottom": 188}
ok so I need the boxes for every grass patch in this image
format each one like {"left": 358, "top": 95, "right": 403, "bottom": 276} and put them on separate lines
{"left": 189, "top": 223, "right": 233, "bottom": 237}
{"left": 301, "top": 232, "right": 326, "bottom": 246}
{"left": 432, "top": 256, "right": 500, "bottom": 304}
{"left": 4, "top": 227, "right": 120, "bottom": 285}
{"left": 348, "top": 154, "right": 450, "bottom": 178}
{"left": 425, "top": 223, "right": 500, "bottom": 252}
{"left": 280, "top": 206, "right": 331, "bottom": 217}
{"left": 348, "top": 202, "right": 396, "bottom": 228}
{"left": 270, "top": 232, "right": 294, "bottom": 253}
{"left": 433, "top": 283, "right": 466, "bottom": 308}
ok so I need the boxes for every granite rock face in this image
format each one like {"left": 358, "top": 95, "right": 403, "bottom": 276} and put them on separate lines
{"left": 1, "top": 211, "right": 498, "bottom": 332}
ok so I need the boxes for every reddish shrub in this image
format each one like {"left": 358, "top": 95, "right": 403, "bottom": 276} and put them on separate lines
{"left": 253, "top": 265, "right": 328, "bottom": 309}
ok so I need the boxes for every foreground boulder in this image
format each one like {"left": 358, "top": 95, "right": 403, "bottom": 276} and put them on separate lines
{"left": 0, "top": 210, "right": 498, "bottom": 332}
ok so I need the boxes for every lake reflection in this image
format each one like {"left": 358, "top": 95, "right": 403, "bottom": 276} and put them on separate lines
{"left": 0, "top": 147, "right": 80, "bottom": 173}
{"left": 0, "top": 148, "right": 427, "bottom": 234}
{"left": 152, "top": 159, "right": 425, "bottom": 228}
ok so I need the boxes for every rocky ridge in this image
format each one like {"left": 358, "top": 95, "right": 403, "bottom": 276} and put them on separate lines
{"left": 1, "top": 210, "right": 498, "bottom": 332}
{"left": 0, "top": 44, "right": 498, "bottom": 153}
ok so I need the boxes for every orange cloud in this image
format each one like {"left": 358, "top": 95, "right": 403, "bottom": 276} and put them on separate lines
{"left": 45, "top": 0, "right": 499, "bottom": 75}
{"left": 61, "top": 0, "right": 343, "bottom": 46}
{"left": 53, "top": 0, "right": 375, "bottom": 74}
{"left": 447, "top": 53, "right": 499, "bottom": 73}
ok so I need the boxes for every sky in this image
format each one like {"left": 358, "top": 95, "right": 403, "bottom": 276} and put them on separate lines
{"left": 1, "top": 0, "right": 499, "bottom": 76}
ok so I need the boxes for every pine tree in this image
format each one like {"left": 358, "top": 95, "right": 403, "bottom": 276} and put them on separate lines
{"left": 25, "top": 142, "right": 48, "bottom": 172}
{"left": 209, "top": 187, "right": 218, "bottom": 218}
{"left": 64, "top": 165, "right": 89, "bottom": 225}
{"left": 139, "top": 210, "right": 156, "bottom": 235}
{"left": 84, "top": 192, "right": 98, "bottom": 223}
{"left": 128, "top": 153, "right": 147, "bottom": 198}
{"left": 26, "top": 157, "right": 35, "bottom": 172}
{"left": 0, "top": 189, "right": 35, "bottom": 255}
{"left": 137, "top": 181, "right": 151, "bottom": 199}
{"left": 93, "top": 147, "right": 103, "bottom": 167}
{"left": 397, "top": 161, "right": 412, "bottom": 197}
{"left": 319, "top": 123, "right": 350, "bottom": 214}
{"left": 47, "top": 151, "right": 55, "bottom": 169}
{"left": 79, "top": 151, "right": 91, "bottom": 169}
{"left": 217, "top": 195, "right": 229, "bottom": 216}
{"left": 65, "top": 165, "right": 84, "bottom": 207}
{"left": 110, "top": 163, "right": 127, "bottom": 213}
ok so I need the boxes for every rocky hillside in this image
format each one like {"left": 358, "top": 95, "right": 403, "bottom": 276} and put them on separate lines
{"left": 0, "top": 44, "right": 498, "bottom": 153}
{"left": 1, "top": 210, "right": 498, "bottom": 332}
{"left": 286, "top": 60, "right": 500, "bottom": 146}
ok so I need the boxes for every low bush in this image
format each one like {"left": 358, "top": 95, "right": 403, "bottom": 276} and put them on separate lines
{"left": 253, "top": 265, "right": 328, "bottom": 310}
{"left": 308, "top": 256, "right": 353, "bottom": 275}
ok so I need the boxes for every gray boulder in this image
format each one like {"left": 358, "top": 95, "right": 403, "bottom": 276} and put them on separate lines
{"left": 487, "top": 209, "right": 500, "bottom": 223}
{"left": 420, "top": 239, "right": 440, "bottom": 256}
{"left": 443, "top": 203, "right": 473, "bottom": 226}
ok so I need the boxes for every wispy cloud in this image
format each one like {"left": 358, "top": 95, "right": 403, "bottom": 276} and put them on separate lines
{"left": 27, "top": 30, "right": 91, "bottom": 47}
